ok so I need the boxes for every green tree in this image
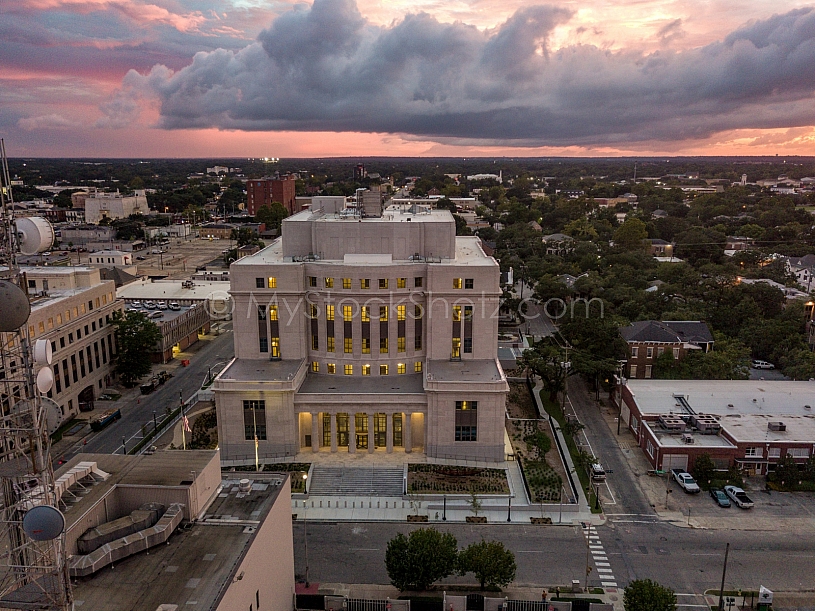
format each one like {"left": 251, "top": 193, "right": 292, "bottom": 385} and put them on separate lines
{"left": 255, "top": 202, "right": 289, "bottom": 231}
{"left": 458, "top": 540, "right": 517, "bottom": 591}
{"left": 110, "top": 311, "right": 161, "bottom": 386}
{"left": 384, "top": 528, "right": 458, "bottom": 591}
{"left": 521, "top": 341, "right": 570, "bottom": 403}
{"left": 613, "top": 218, "right": 648, "bottom": 251}
{"left": 230, "top": 228, "right": 265, "bottom": 249}
{"left": 675, "top": 227, "right": 726, "bottom": 265}
{"left": 691, "top": 453, "right": 716, "bottom": 490}
{"left": 623, "top": 579, "right": 677, "bottom": 611}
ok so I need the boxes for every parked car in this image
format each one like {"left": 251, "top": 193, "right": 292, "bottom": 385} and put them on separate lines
{"left": 157, "top": 301, "right": 168, "bottom": 310}
{"left": 136, "top": 255, "right": 145, "bottom": 260}
{"left": 752, "top": 360, "right": 775, "bottom": 370}
{"left": 724, "top": 485, "right": 754, "bottom": 509}
{"left": 169, "top": 302, "right": 181, "bottom": 311}
{"left": 130, "top": 301, "right": 142, "bottom": 308}
{"left": 671, "top": 468, "right": 701, "bottom": 493}
{"left": 590, "top": 463, "right": 607, "bottom": 481}
{"left": 709, "top": 488, "right": 731, "bottom": 508}
{"left": 150, "top": 311, "right": 164, "bottom": 319}
{"left": 143, "top": 301, "right": 156, "bottom": 309}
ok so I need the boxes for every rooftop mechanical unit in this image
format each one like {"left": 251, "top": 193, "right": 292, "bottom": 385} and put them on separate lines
{"left": 768, "top": 421, "right": 786, "bottom": 432}
{"left": 682, "top": 433, "right": 695, "bottom": 444}
{"left": 658, "top": 414, "right": 686, "bottom": 432}
{"left": 690, "top": 414, "right": 721, "bottom": 434}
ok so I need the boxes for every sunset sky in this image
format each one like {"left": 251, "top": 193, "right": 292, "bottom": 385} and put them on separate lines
{"left": 3, "top": 0, "right": 815, "bottom": 157}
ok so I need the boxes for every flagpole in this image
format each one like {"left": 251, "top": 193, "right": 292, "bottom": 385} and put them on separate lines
{"left": 180, "top": 389, "right": 186, "bottom": 451}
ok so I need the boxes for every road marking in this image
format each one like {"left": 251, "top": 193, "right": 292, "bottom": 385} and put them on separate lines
{"left": 582, "top": 524, "right": 618, "bottom": 591}
{"left": 349, "top": 548, "right": 379, "bottom": 551}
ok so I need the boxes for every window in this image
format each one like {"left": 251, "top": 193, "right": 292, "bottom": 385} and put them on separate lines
{"left": 397, "top": 278, "right": 407, "bottom": 289}
{"left": 344, "top": 337, "right": 353, "bottom": 353}
{"left": 325, "top": 277, "right": 334, "bottom": 288}
{"left": 453, "top": 278, "right": 462, "bottom": 289}
{"left": 312, "top": 335, "right": 319, "bottom": 350}
{"left": 464, "top": 305, "right": 473, "bottom": 321}
{"left": 789, "top": 448, "right": 809, "bottom": 458}
{"left": 646, "top": 347, "right": 654, "bottom": 358}
{"left": 465, "top": 279, "right": 474, "bottom": 289}
{"left": 463, "top": 338, "right": 473, "bottom": 353}
{"left": 270, "top": 338, "right": 280, "bottom": 358}
{"left": 631, "top": 346, "right": 639, "bottom": 357}
{"left": 673, "top": 347, "right": 680, "bottom": 359}
{"left": 657, "top": 346, "right": 664, "bottom": 356}
{"left": 768, "top": 447, "right": 781, "bottom": 458}
{"left": 269, "top": 305, "right": 278, "bottom": 321}
{"left": 344, "top": 364, "right": 353, "bottom": 375}
{"left": 309, "top": 276, "right": 317, "bottom": 287}
{"left": 362, "top": 364, "right": 371, "bottom": 376}
{"left": 326, "top": 305, "right": 335, "bottom": 321}
{"left": 310, "top": 304, "right": 318, "bottom": 319}
{"left": 415, "top": 361, "right": 423, "bottom": 373}
{"left": 378, "top": 278, "right": 388, "bottom": 289}
{"left": 629, "top": 364, "right": 638, "bottom": 377}
{"left": 397, "top": 305, "right": 406, "bottom": 321}
{"left": 362, "top": 338, "right": 371, "bottom": 354}
{"left": 257, "top": 306, "right": 267, "bottom": 321}
{"left": 414, "top": 277, "right": 423, "bottom": 288}
{"left": 455, "top": 401, "right": 477, "bottom": 441}
{"left": 343, "top": 305, "right": 353, "bottom": 322}
{"left": 243, "top": 400, "right": 266, "bottom": 441}
{"left": 414, "top": 305, "right": 423, "bottom": 319}
{"left": 259, "top": 337, "right": 268, "bottom": 352}
{"left": 311, "top": 361, "right": 319, "bottom": 373}
{"left": 38, "top": 322, "right": 45, "bottom": 333}
{"left": 56, "top": 314, "right": 62, "bottom": 325}
{"left": 452, "top": 338, "right": 461, "bottom": 359}
{"left": 379, "top": 364, "right": 388, "bottom": 375}
{"left": 59, "top": 337, "right": 65, "bottom": 349}
{"left": 644, "top": 365, "right": 652, "bottom": 379}
{"left": 327, "top": 363, "right": 336, "bottom": 374}
{"left": 342, "top": 278, "right": 351, "bottom": 289}
{"left": 453, "top": 306, "right": 461, "bottom": 322}
{"left": 360, "top": 278, "right": 370, "bottom": 289}
{"left": 397, "top": 337, "right": 406, "bottom": 352}
{"left": 745, "top": 447, "right": 760, "bottom": 457}
{"left": 267, "top": 277, "right": 277, "bottom": 288}
{"left": 327, "top": 336, "right": 335, "bottom": 352}
{"left": 379, "top": 306, "right": 388, "bottom": 321}
{"left": 380, "top": 337, "right": 389, "bottom": 353}
{"left": 361, "top": 306, "right": 370, "bottom": 322}
{"left": 396, "top": 363, "right": 406, "bottom": 374}
{"left": 646, "top": 440, "right": 655, "bottom": 458}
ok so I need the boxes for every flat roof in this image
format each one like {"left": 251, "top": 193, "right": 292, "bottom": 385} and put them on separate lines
{"left": 285, "top": 204, "right": 452, "bottom": 224}
{"left": 125, "top": 303, "right": 198, "bottom": 324}
{"left": 426, "top": 359, "right": 504, "bottom": 383}
{"left": 298, "top": 372, "right": 425, "bottom": 394}
{"left": 117, "top": 279, "right": 231, "bottom": 301}
{"left": 71, "top": 472, "right": 286, "bottom": 611}
{"left": 218, "top": 358, "right": 304, "bottom": 382}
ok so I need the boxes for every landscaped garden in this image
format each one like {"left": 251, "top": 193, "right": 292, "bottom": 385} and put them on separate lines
{"left": 407, "top": 464, "right": 509, "bottom": 494}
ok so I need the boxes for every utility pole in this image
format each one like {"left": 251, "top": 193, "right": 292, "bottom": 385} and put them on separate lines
{"left": 616, "top": 360, "right": 627, "bottom": 435}
{"left": 718, "top": 542, "right": 730, "bottom": 610}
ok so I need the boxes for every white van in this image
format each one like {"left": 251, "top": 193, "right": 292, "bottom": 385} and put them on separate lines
{"left": 590, "top": 463, "right": 607, "bottom": 481}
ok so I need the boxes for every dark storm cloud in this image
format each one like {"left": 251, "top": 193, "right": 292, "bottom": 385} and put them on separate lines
{"left": 126, "top": 0, "right": 815, "bottom": 145}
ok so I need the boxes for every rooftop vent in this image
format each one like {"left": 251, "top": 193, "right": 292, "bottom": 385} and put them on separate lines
{"left": 768, "top": 421, "right": 786, "bottom": 432}
{"left": 682, "top": 433, "right": 694, "bottom": 444}
{"left": 239, "top": 478, "right": 252, "bottom": 493}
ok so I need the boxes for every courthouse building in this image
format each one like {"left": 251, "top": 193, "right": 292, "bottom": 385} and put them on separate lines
{"left": 214, "top": 200, "right": 508, "bottom": 466}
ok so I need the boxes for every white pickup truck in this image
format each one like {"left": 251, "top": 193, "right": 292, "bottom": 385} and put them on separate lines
{"left": 671, "top": 468, "right": 701, "bottom": 493}
{"left": 724, "top": 485, "right": 754, "bottom": 509}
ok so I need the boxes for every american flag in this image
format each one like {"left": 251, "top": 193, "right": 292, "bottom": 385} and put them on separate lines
{"left": 182, "top": 414, "right": 191, "bottom": 433}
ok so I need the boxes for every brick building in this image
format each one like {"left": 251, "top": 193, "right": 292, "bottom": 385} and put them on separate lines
{"left": 246, "top": 176, "right": 297, "bottom": 216}
{"left": 619, "top": 320, "right": 714, "bottom": 379}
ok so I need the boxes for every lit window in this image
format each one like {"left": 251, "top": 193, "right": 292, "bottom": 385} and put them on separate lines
{"left": 453, "top": 278, "right": 462, "bottom": 289}
{"left": 270, "top": 338, "right": 280, "bottom": 358}
{"left": 379, "top": 278, "right": 388, "bottom": 289}
{"left": 311, "top": 361, "right": 319, "bottom": 373}
{"left": 343, "top": 305, "right": 353, "bottom": 322}
{"left": 269, "top": 305, "right": 278, "bottom": 321}
{"left": 380, "top": 364, "right": 388, "bottom": 375}
{"left": 397, "top": 337, "right": 406, "bottom": 352}
{"left": 326, "top": 305, "right": 335, "bottom": 321}
{"left": 362, "top": 338, "right": 371, "bottom": 354}
{"left": 310, "top": 304, "right": 318, "bottom": 319}
{"left": 397, "top": 363, "right": 406, "bottom": 374}
{"left": 397, "top": 278, "right": 406, "bottom": 288}
{"left": 342, "top": 278, "right": 351, "bottom": 289}
{"left": 453, "top": 306, "right": 461, "bottom": 322}
{"left": 38, "top": 322, "right": 45, "bottom": 333}
{"left": 344, "top": 364, "right": 353, "bottom": 375}
{"left": 268, "top": 277, "right": 277, "bottom": 288}
{"left": 465, "top": 279, "right": 474, "bottom": 289}
{"left": 415, "top": 361, "right": 423, "bottom": 373}
{"left": 361, "top": 306, "right": 370, "bottom": 322}
{"left": 379, "top": 306, "right": 388, "bottom": 321}
{"left": 362, "top": 364, "right": 371, "bottom": 376}
{"left": 325, "top": 277, "right": 334, "bottom": 288}
{"left": 308, "top": 276, "right": 317, "bottom": 287}
{"left": 344, "top": 337, "right": 353, "bottom": 353}
{"left": 360, "top": 278, "right": 370, "bottom": 289}
{"left": 452, "top": 338, "right": 461, "bottom": 358}
{"left": 380, "top": 338, "right": 389, "bottom": 353}
{"left": 327, "top": 363, "right": 336, "bottom": 374}
{"left": 327, "top": 337, "right": 335, "bottom": 352}
{"left": 397, "top": 305, "right": 406, "bottom": 321}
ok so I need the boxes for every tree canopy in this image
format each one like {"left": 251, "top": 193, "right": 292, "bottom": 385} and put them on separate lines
{"left": 458, "top": 540, "right": 517, "bottom": 590}
{"left": 624, "top": 579, "right": 677, "bottom": 611}
{"left": 384, "top": 528, "right": 458, "bottom": 591}
{"left": 110, "top": 311, "right": 161, "bottom": 386}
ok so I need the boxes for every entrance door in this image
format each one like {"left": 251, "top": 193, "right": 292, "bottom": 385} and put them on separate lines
{"left": 374, "top": 413, "right": 387, "bottom": 448}
{"left": 336, "top": 413, "right": 350, "bottom": 447}
{"left": 355, "top": 413, "right": 368, "bottom": 449}
{"left": 392, "top": 413, "right": 403, "bottom": 447}
{"left": 78, "top": 385, "right": 95, "bottom": 412}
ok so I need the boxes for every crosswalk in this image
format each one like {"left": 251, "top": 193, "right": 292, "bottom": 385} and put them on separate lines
{"left": 582, "top": 523, "right": 618, "bottom": 589}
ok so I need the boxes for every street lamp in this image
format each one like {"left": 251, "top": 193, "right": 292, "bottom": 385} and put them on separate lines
{"left": 506, "top": 496, "right": 512, "bottom": 522}
{"left": 616, "top": 359, "right": 628, "bottom": 435}
{"left": 302, "top": 473, "right": 310, "bottom": 588}
{"left": 442, "top": 494, "right": 447, "bottom": 521}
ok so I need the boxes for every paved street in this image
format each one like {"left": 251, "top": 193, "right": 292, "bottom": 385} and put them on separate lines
{"left": 54, "top": 326, "right": 233, "bottom": 458}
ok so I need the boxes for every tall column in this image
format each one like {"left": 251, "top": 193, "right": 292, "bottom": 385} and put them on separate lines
{"left": 386, "top": 413, "right": 394, "bottom": 453}
{"left": 311, "top": 412, "right": 319, "bottom": 453}
{"left": 349, "top": 413, "right": 356, "bottom": 453}
{"left": 404, "top": 412, "right": 412, "bottom": 454}
{"left": 368, "top": 413, "right": 375, "bottom": 454}
{"left": 330, "top": 413, "right": 337, "bottom": 453}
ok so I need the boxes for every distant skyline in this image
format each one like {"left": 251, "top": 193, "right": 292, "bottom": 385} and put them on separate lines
{"left": 3, "top": 0, "right": 815, "bottom": 158}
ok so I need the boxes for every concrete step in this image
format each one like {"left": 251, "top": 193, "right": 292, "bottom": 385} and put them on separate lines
{"left": 309, "top": 466, "right": 404, "bottom": 496}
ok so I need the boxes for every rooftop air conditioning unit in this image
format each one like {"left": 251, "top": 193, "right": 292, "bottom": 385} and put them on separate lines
{"left": 682, "top": 433, "right": 694, "bottom": 444}
{"left": 768, "top": 421, "right": 786, "bottom": 432}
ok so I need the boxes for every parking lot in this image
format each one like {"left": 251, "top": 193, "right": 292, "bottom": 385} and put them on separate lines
{"left": 134, "top": 236, "right": 233, "bottom": 279}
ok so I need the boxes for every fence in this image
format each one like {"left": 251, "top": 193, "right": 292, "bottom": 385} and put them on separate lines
{"left": 299, "top": 596, "right": 607, "bottom": 611}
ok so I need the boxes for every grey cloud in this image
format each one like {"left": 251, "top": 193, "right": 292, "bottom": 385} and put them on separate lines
{"left": 122, "top": 1, "right": 815, "bottom": 146}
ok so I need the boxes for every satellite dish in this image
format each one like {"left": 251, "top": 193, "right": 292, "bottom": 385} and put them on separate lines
{"left": 34, "top": 339, "right": 53, "bottom": 365}
{"left": 0, "top": 280, "right": 30, "bottom": 331}
{"left": 41, "top": 397, "right": 63, "bottom": 435}
{"left": 36, "top": 367, "right": 54, "bottom": 394}
{"left": 14, "top": 217, "right": 55, "bottom": 256}
{"left": 23, "top": 505, "right": 65, "bottom": 541}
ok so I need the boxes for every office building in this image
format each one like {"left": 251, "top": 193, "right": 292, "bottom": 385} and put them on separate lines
{"left": 246, "top": 176, "right": 297, "bottom": 216}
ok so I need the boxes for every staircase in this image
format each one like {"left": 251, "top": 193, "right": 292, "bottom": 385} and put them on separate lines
{"left": 308, "top": 466, "right": 404, "bottom": 496}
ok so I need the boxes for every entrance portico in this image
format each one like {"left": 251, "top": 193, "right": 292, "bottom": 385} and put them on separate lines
{"left": 298, "top": 410, "right": 425, "bottom": 454}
